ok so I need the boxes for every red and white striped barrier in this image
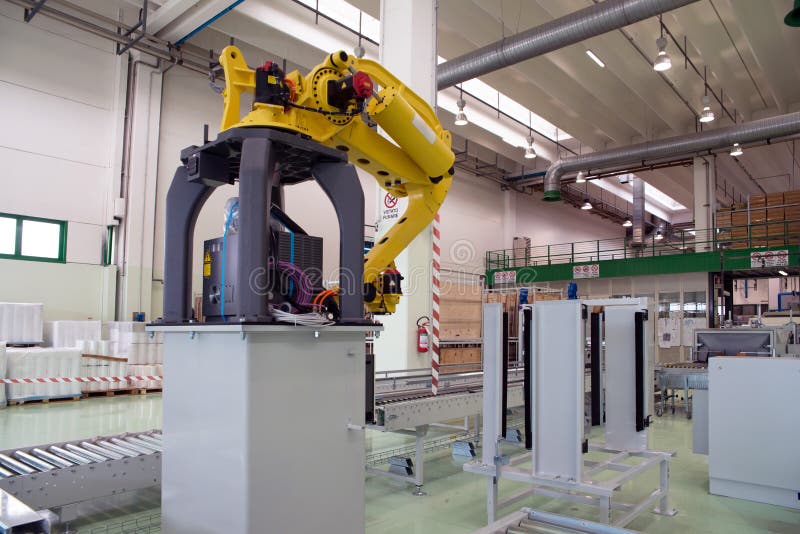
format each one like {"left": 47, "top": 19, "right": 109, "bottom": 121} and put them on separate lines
{"left": 0, "top": 375, "right": 162, "bottom": 385}
{"left": 431, "top": 212, "right": 441, "bottom": 395}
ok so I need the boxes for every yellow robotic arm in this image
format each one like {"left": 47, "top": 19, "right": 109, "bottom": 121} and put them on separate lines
{"left": 217, "top": 46, "right": 455, "bottom": 314}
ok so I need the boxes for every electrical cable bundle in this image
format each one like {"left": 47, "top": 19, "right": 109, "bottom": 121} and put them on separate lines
{"left": 277, "top": 260, "right": 314, "bottom": 306}
{"left": 270, "top": 307, "right": 334, "bottom": 326}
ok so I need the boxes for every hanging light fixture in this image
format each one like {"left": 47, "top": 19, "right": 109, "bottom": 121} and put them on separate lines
{"left": 730, "top": 143, "right": 743, "bottom": 157}
{"left": 653, "top": 16, "right": 671, "bottom": 71}
{"left": 622, "top": 218, "right": 633, "bottom": 227}
{"left": 655, "top": 230, "right": 664, "bottom": 240}
{"left": 454, "top": 86, "right": 468, "bottom": 126}
{"left": 699, "top": 95, "right": 715, "bottom": 123}
{"left": 575, "top": 171, "right": 587, "bottom": 183}
{"left": 699, "top": 67, "right": 715, "bottom": 123}
{"left": 524, "top": 135, "right": 536, "bottom": 159}
{"left": 581, "top": 199, "right": 593, "bottom": 210}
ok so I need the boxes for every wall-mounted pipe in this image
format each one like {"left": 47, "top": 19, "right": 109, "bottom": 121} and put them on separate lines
{"left": 436, "top": 0, "right": 699, "bottom": 90}
{"left": 542, "top": 112, "right": 800, "bottom": 201}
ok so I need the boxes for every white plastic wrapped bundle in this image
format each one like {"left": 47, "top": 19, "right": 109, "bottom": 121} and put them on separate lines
{"left": 6, "top": 348, "right": 81, "bottom": 401}
{"left": 0, "top": 302, "right": 44, "bottom": 344}
{"left": 43, "top": 321, "right": 102, "bottom": 348}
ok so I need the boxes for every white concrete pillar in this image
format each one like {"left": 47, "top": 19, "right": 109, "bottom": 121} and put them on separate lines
{"left": 118, "top": 53, "right": 163, "bottom": 321}
{"left": 693, "top": 156, "right": 716, "bottom": 251}
{"left": 374, "top": 0, "right": 437, "bottom": 371}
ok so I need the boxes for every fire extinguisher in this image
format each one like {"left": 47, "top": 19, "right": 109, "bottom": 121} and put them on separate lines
{"left": 416, "top": 316, "right": 430, "bottom": 353}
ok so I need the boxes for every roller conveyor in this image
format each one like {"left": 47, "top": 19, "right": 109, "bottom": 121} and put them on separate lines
{"left": 373, "top": 367, "right": 525, "bottom": 432}
{"left": 0, "top": 431, "right": 162, "bottom": 516}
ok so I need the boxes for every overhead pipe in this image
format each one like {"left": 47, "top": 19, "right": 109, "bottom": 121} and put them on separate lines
{"left": 436, "top": 0, "right": 699, "bottom": 90}
{"left": 542, "top": 112, "right": 800, "bottom": 201}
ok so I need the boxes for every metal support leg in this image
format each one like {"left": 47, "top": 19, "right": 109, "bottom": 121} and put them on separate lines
{"left": 237, "top": 137, "right": 276, "bottom": 322}
{"left": 599, "top": 495, "right": 611, "bottom": 524}
{"left": 162, "top": 165, "right": 213, "bottom": 323}
{"left": 487, "top": 476, "right": 498, "bottom": 524}
{"left": 312, "top": 162, "right": 366, "bottom": 323}
{"left": 654, "top": 457, "right": 677, "bottom": 516}
{"left": 412, "top": 425, "right": 429, "bottom": 496}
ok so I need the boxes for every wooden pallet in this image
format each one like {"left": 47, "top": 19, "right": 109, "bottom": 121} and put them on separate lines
{"left": 8, "top": 395, "right": 82, "bottom": 406}
{"left": 132, "top": 387, "right": 162, "bottom": 395}
{"left": 82, "top": 388, "right": 137, "bottom": 398}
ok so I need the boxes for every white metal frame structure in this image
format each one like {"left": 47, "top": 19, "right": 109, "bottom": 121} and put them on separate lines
{"left": 465, "top": 299, "right": 676, "bottom": 527}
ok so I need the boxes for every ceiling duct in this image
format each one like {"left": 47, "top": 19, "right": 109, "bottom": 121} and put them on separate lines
{"left": 542, "top": 112, "right": 800, "bottom": 201}
{"left": 436, "top": 0, "right": 699, "bottom": 90}
{"left": 631, "top": 177, "right": 645, "bottom": 246}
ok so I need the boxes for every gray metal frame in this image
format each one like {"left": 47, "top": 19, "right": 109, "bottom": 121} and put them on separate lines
{"left": 161, "top": 127, "right": 366, "bottom": 324}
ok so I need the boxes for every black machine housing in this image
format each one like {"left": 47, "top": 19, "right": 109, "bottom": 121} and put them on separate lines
{"left": 202, "top": 229, "right": 323, "bottom": 322}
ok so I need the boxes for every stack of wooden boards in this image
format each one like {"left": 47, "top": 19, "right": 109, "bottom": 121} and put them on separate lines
{"left": 438, "top": 286, "right": 561, "bottom": 371}
{"left": 717, "top": 190, "right": 800, "bottom": 248}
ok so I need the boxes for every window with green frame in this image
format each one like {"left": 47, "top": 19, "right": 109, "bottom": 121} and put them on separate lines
{"left": 0, "top": 213, "right": 67, "bottom": 263}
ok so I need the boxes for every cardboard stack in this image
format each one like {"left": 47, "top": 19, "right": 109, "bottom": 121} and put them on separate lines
{"left": 749, "top": 194, "right": 767, "bottom": 248}
{"left": 719, "top": 190, "right": 800, "bottom": 249}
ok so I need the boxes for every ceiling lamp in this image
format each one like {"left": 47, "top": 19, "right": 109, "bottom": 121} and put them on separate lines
{"left": 699, "top": 95, "right": 715, "bottom": 123}
{"left": 524, "top": 136, "right": 536, "bottom": 159}
{"left": 581, "top": 199, "right": 593, "bottom": 210}
{"left": 585, "top": 50, "right": 605, "bottom": 68}
{"left": 655, "top": 230, "right": 664, "bottom": 240}
{"left": 785, "top": 0, "right": 800, "bottom": 26}
{"left": 779, "top": 270, "right": 789, "bottom": 276}
{"left": 575, "top": 171, "right": 587, "bottom": 183}
{"left": 622, "top": 218, "right": 633, "bottom": 227}
{"left": 730, "top": 143, "right": 743, "bottom": 157}
{"left": 454, "top": 98, "right": 468, "bottom": 126}
{"left": 654, "top": 37, "right": 671, "bottom": 71}
{"left": 653, "top": 17, "right": 671, "bottom": 72}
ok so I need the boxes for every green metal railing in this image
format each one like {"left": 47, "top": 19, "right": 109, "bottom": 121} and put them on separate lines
{"left": 486, "top": 220, "right": 800, "bottom": 271}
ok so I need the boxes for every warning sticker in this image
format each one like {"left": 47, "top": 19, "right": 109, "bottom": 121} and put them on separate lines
{"left": 203, "top": 250, "right": 211, "bottom": 277}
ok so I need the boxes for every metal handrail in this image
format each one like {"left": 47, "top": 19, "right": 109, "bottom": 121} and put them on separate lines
{"left": 486, "top": 220, "right": 800, "bottom": 270}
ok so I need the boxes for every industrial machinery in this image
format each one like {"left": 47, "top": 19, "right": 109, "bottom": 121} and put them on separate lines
{"left": 165, "top": 45, "right": 455, "bottom": 324}
{"left": 0, "top": 431, "right": 161, "bottom": 527}
{"left": 466, "top": 299, "right": 675, "bottom": 528}
{"left": 155, "top": 45, "right": 455, "bottom": 534}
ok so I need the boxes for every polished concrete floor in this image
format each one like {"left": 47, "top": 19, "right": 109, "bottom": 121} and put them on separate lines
{"left": 0, "top": 395, "right": 797, "bottom": 533}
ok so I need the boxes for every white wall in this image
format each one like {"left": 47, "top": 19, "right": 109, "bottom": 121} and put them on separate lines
{"left": 0, "top": 4, "right": 123, "bottom": 319}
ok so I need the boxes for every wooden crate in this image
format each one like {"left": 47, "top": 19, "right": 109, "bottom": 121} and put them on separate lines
{"left": 750, "top": 209, "right": 767, "bottom": 223}
{"left": 784, "top": 190, "right": 800, "bottom": 204}
{"left": 750, "top": 194, "right": 766, "bottom": 207}
{"left": 439, "top": 282, "right": 482, "bottom": 340}
{"left": 767, "top": 220, "right": 786, "bottom": 236}
{"left": 440, "top": 346, "right": 481, "bottom": 372}
{"left": 732, "top": 212, "right": 748, "bottom": 226}
{"left": 717, "top": 212, "right": 732, "bottom": 227}
{"left": 766, "top": 192, "right": 785, "bottom": 206}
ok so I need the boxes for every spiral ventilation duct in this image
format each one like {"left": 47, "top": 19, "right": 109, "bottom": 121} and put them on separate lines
{"left": 436, "top": 0, "right": 699, "bottom": 90}
{"left": 542, "top": 112, "right": 800, "bottom": 201}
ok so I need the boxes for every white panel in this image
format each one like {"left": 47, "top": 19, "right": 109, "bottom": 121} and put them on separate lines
{"left": 0, "top": 147, "right": 108, "bottom": 225}
{"left": 0, "top": 261, "right": 112, "bottom": 320}
{"left": 481, "top": 303, "right": 503, "bottom": 465}
{"left": 0, "top": 81, "right": 112, "bottom": 168}
{"left": 532, "top": 300, "right": 583, "bottom": 481}
{"left": 709, "top": 357, "right": 800, "bottom": 508}
{"left": 604, "top": 305, "right": 648, "bottom": 451}
{"left": 0, "top": 14, "right": 116, "bottom": 109}
{"left": 66, "top": 222, "right": 104, "bottom": 265}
